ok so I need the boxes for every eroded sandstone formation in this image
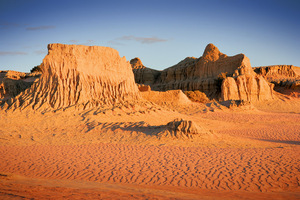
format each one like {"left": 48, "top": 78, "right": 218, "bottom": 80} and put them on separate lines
{"left": 254, "top": 65, "right": 299, "bottom": 79}
{"left": 158, "top": 118, "right": 208, "bottom": 139}
{"left": 4, "top": 44, "right": 140, "bottom": 110}
{"left": 0, "top": 71, "right": 40, "bottom": 100}
{"left": 221, "top": 75, "right": 274, "bottom": 101}
{"left": 131, "top": 57, "right": 160, "bottom": 86}
{"left": 254, "top": 65, "right": 300, "bottom": 90}
{"left": 131, "top": 43, "right": 274, "bottom": 102}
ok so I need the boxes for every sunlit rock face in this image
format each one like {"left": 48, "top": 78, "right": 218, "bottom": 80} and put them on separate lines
{"left": 156, "top": 43, "right": 254, "bottom": 94}
{"left": 221, "top": 75, "right": 274, "bottom": 102}
{"left": 254, "top": 65, "right": 300, "bottom": 91}
{"left": 131, "top": 43, "right": 274, "bottom": 101}
{"left": 4, "top": 44, "right": 140, "bottom": 110}
{"left": 254, "top": 65, "right": 299, "bottom": 79}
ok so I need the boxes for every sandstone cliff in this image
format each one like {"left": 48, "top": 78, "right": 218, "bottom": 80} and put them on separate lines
{"left": 131, "top": 43, "right": 274, "bottom": 102}
{"left": 221, "top": 75, "right": 274, "bottom": 101}
{"left": 254, "top": 65, "right": 300, "bottom": 90}
{"left": 254, "top": 65, "right": 299, "bottom": 79}
{"left": 130, "top": 57, "right": 160, "bottom": 86}
{"left": 156, "top": 44, "right": 255, "bottom": 95}
{"left": 4, "top": 44, "right": 140, "bottom": 110}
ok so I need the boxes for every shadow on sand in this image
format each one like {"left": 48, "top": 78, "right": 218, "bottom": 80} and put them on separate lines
{"left": 258, "top": 139, "right": 300, "bottom": 146}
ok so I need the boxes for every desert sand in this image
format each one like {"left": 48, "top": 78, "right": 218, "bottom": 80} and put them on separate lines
{"left": 0, "top": 105, "right": 299, "bottom": 200}
{"left": 0, "top": 44, "right": 299, "bottom": 199}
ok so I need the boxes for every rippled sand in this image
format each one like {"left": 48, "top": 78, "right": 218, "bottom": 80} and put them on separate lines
{"left": 0, "top": 101, "right": 300, "bottom": 199}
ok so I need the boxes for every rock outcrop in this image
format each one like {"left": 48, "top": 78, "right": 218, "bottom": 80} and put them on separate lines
{"left": 4, "top": 44, "right": 140, "bottom": 110}
{"left": 254, "top": 65, "right": 299, "bottom": 79}
{"left": 131, "top": 43, "right": 274, "bottom": 102}
{"left": 140, "top": 90, "right": 191, "bottom": 106}
{"left": 193, "top": 43, "right": 254, "bottom": 78}
{"left": 0, "top": 71, "right": 40, "bottom": 100}
{"left": 137, "top": 84, "right": 151, "bottom": 92}
{"left": 130, "top": 57, "right": 160, "bottom": 86}
{"left": 158, "top": 118, "right": 208, "bottom": 139}
{"left": 130, "top": 57, "right": 146, "bottom": 69}
{"left": 221, "top": 75, "right": 274, "bottom": 101}
{"left": 254, "top": 65, "right": 300, "bottom": 90}
{"left": 135, "top": 44, "right": 255, "bottom": 95}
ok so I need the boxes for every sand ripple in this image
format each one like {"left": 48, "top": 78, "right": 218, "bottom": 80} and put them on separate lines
{"left": 0, "top": 144, "right": 299, "bottom": 193}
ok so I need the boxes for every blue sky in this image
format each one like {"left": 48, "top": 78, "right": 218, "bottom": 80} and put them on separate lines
{"left": 0, "top": 0, "right": 299, "bottom": 72}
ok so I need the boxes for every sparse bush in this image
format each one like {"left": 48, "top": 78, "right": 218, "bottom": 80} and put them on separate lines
{"left": 30, "top": 64, "right": 42, "bottom": 73}
{"left": 184, "top": 90, "right": 210, "bottom": 103}
{"left": 217, "top": 72, "right": 227, "bottom": 80}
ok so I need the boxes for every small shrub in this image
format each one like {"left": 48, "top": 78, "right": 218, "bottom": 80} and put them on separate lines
{"left": 30, "top": 64, "right": 42, "bottom": 73}
{"left": 184, "top": 90, "right": 210, "bottom": 103}
{"left": 217, "top": 72, "right": 227, "bottom": 80}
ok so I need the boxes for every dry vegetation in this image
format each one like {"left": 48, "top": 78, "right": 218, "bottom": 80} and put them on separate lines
{"left": 184, "top": 90, "right": 210, "bottom": 103}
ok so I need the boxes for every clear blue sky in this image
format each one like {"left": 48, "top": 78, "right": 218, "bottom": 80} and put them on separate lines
{"left": 0, "top": 0, "right": 299, "bottom": 72}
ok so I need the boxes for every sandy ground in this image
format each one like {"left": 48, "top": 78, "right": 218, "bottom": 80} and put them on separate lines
{"left": 0, "top": 144, "right": 299, "bottom": 199}
{"left": 0, "top": 98, "right": 300, "bottom": 199}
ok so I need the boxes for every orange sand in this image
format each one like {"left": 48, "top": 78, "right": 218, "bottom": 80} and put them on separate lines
{"left": 0, "top": 99, "right": 300, "bottom": 199}
{"left": 1, "top": 143, "right": 299, "bottom": 199}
